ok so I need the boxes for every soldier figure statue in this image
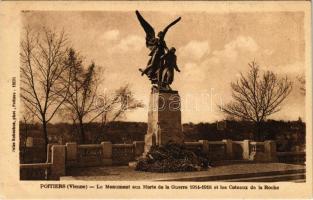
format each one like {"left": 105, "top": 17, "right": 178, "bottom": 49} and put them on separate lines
{"left": 135, "top": 10, "right": 181, "bottom": 90}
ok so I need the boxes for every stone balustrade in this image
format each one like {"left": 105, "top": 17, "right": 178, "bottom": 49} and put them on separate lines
{"left": 249, "top": 141, "right": 277, "bottom": 162}
{"left": 66, "top": 142, "right": 112, "bottom": 167}
{"left": 185, "top": 139, "right": 277, "bottom": 162}
{"left": 20, "top": 163, "right": 51, "bottom": 180}
{"left": 20, "top": 139, "right": 278, "bottom": 180}
{"left": 65, "top": 141, "right": 145, "bottom": 167}
{"left": 184, "top": 141, "right": 203, "bottom": 152}
{"left": 20, "top": 144, "right": 65, "bottom": 180}
{"left": 277, "top": 151, "right": 305, "bottom": 164}
{"left": 112, "top": 144, "right": 135, "bottom": 165}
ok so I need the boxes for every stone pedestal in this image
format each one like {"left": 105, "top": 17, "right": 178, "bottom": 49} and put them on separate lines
{"left": 223, "top": 139, "right": 234, "bottom": 159}
{"left": 50, "top": 145, "right": 65, "bottom": 180}
{"left": 144, "top": 88, "right": 184, "bottom": 154}
{"left": 66, "top": 142, "right": 77, "bottom": 161}
{"left": 133, "top": 141, "right": 145, "bottom": 157}
{"left": 264, "top": 140, "right": 277, "bottom": 162}
{"left": 243, "top": 140, "right": 250, "bottom": 160}
{"left": 101, "top": 141, "right": 113, "bottom": 165}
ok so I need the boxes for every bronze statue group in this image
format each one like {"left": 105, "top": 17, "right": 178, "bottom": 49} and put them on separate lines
{"left": 136, "top": 10, "right": 181, "bottom": 91}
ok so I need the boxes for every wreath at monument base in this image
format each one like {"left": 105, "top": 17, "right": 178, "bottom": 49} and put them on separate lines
{"left": 135, "top": 143, "right": 210, "bottom": 172}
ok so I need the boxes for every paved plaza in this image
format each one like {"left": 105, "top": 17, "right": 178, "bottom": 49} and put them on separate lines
{"left": 61, "top": 162, "right": 305, "bottom": 182}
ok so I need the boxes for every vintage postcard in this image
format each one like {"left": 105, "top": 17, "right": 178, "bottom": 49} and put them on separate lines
{"left": 0, "top": 1, "right": 312, "bottom": 199}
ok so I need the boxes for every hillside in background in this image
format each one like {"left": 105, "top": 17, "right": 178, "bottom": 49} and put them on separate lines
{"left": 20, "top": 119, "right": 305, "bottom": 147}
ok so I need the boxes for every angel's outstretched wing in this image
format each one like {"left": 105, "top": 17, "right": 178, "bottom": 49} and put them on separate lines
{"left": 135, "top": 10, "right": 156, "bottom": 49}
{"left": 162, "top": 17, "right": 181, "bottom": 38}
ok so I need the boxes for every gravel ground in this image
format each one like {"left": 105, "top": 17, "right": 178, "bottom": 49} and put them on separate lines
{"left": 62, "top": 162, "right": 305, "bottom": 181}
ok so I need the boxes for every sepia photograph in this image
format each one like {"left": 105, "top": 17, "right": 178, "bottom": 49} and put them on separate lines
{"left": 0, "top": 1, "right": 312, "bottom": 199}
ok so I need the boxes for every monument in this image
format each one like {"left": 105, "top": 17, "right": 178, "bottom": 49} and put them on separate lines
{"left": 135, "top": 11, "right": 184, "bottom": 155}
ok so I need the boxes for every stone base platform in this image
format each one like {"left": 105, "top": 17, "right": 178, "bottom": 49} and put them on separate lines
{"left": 61, "top": 162, "right": 305, "bottom": 182}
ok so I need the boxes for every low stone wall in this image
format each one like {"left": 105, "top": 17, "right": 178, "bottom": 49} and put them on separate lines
{"left": 232, "top": 141, "right": 244, "bottom": 159}
{"left": 207, "top": 141, "right": 227, "bottom": 161}
{"left": 20, "top": 163, "right": 51, "bottom": 180}
{"left": 184, "top": 141, "right": 202, "bottom": 152}
{"left": 65, "top": 141, "right": 144, "bottom": 167}
{"left": 77, "top": 144, "right": 105, "bottom": 167}
{"left": 20, "top": 146, "right": 46, "bottom": 164}
{"left": 249, "top": 141, "right": 277, "bottom": 162}
{"left": 185, "top": 139, "right": 277, "bottom": 162}
{"left": 185, "top": 141, "right": 227, "bottom": 161}
{"left": 112, "top": 144, "right": 135, "bottom": 165}
{"left": 277, "top": 151, "right": 305, "bottom": 164}
{"left": 66, "top": 142, "right": 111, "bottom": 167}
{"left": 20, "top": 139, "right": 278, "bottom": 180}
{"left": 20, "top": 145, "right": 65, "bottom": 180}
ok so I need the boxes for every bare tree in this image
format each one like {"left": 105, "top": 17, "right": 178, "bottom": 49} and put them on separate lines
{"left": 297, "top": 75, "right": 305, "bottom": 95}
{"left": 93, "top": 85, "right": 145, "bottom": 125}
{"left": 20, "top": 27, "right": 70, "bottom": 151}
{"left": 59, "top": 49, "right": 144, "bottom": 143}
{"left": 220, "top": 61, "right": 292, "bottom": 141}
{"left": 92, "top": 84, "right": 145, "bottom": 143}
{"left": 59, "top": 49, "right": 99, "bottom": 143}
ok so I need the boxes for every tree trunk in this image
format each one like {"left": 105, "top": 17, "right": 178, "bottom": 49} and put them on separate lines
{"left": 254, "top": 121, "right": 259, "bottom": 141}
{"left": 254, "top": 121, "right": 264, "bottom": 141}
{"left": 79, "top": 118, "right": 86, "bottom": 144}
{"left": 42, "top": 120, "right": 48, "bottom": 162}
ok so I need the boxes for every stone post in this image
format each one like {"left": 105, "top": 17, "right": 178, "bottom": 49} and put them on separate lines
{"left": 264, "top": 140, "right": 277, "bottom": 162}
{"left": 223, "top": 139, "right": 233, "bottom": 159}
{"left": 65, "top": 142, "right": 77, "bottom": 167}
{"left": 66, "top": 142, "right": 77, "bottom": 161}
{"left": 133, "top": 141, "right": 145, "bottom": 157}
{"left": 101, "top": 141, "right": 112, "bottom": 165}
{"left": 50, "top": 145, "right": 66, "bottom": 180}
{"left": 46, "top": 144, "right": 53, "bottom": 163}
{"left": 242, "top": 140, "right": 250, "bottom": 160}
{"left": 199, "top": 140, "right": 209, "bottom": 154}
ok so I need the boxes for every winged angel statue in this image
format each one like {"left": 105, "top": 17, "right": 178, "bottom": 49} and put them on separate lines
{"left": 136, "top": 10, "right": 181, "bottom": 90}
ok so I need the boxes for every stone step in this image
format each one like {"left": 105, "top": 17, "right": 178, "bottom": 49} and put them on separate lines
{"left": 293, "top": 179, "right": 306, "bottom": 183}
{"left": 157, "top": 168, "right": 306, "bottom": 182}
{"left": 225, "top": 173, "right": 305, "bottom": 182}
{"left": 61, "top": 163, "right": 305, "bottom": 182}
{"left": 211, "top": 160, "right": 254, "bottom": 166}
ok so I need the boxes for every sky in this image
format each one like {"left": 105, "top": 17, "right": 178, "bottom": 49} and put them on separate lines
{"left": 21, "top": 11, "right": 306, "bottom": 123}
